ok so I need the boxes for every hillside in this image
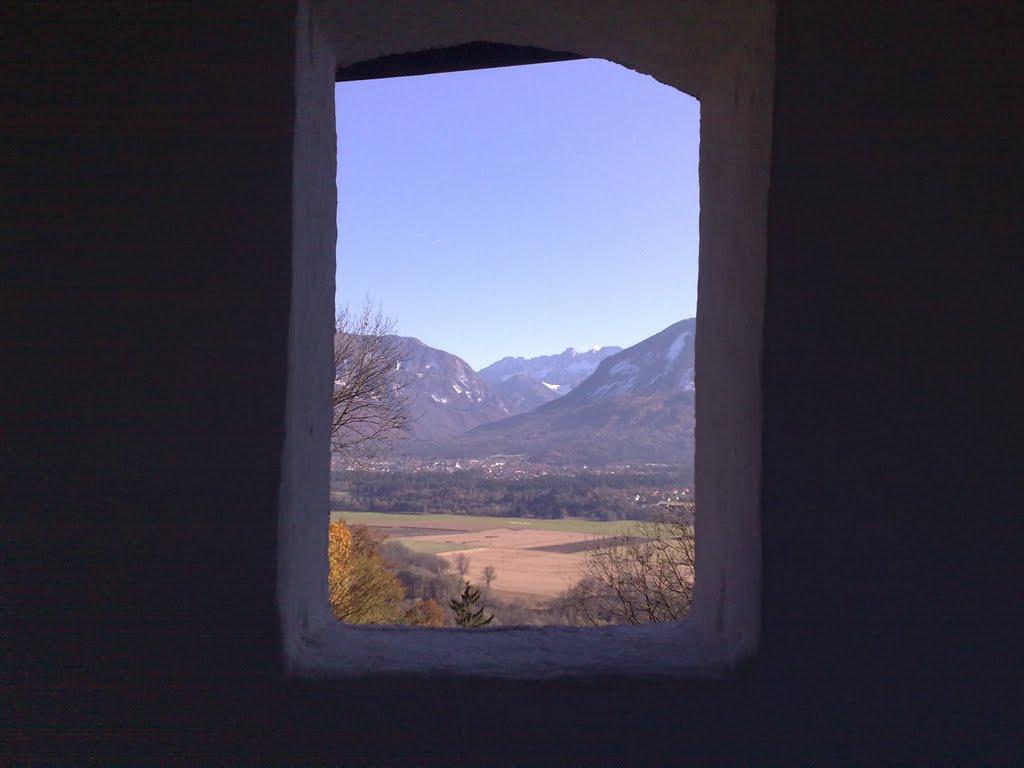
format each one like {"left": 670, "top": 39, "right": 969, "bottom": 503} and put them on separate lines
{"left": 391, "top": 337, "right": 511, "bottom": 441}
{"left": 479, "top": 346, "right": 622, "bottom": 395}
{"left": 410, "top": 319, "right": 696, "bottom": 468}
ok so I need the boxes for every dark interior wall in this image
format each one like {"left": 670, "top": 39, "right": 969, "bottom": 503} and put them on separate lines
{"left": 4, "top": 1, "right": 1022, "bottom": 764}
{"left": 3, "top": 0, "right": 298, "bottom": 729}
{"left": 760, "top": 1, "right": 1023, "bottom": 754}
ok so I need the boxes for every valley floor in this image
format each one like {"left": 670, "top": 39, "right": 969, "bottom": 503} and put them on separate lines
{"left": 332, "top": 511, "right": 641, "bottom": 601}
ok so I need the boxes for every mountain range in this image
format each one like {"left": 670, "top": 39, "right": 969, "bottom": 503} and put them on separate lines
{"left": 475, "top": 346, "right": 621, "bottom": 413}
{"left": 386, "top": 319, "right": 696, "bottom": 468}
{"left": 391, "top": 337, "right": 511, "bottom": 440}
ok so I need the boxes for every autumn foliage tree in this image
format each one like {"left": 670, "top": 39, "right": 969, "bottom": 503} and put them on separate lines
{"left": 402, "top": 598, "right": 447, "bottom": 628}
{"left": 328, "top": 521, "right": 406, "bottom": 624}
{"left": 329, "top": 521, "right": 449, "bottom": 627}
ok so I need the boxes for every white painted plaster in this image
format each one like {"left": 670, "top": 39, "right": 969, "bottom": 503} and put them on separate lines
{"left": 278, "top": 0, "right": 339, "bottom": 670}
{"left": 295, "top": 616, "right": 727, "bottom": 679}
{"left": 316, "top": 0, "right": 766, "bottom": 102}
{"left": 691, "top": 5, "right": 775, "bottom": 662}
{"left": 281, "top": 0, "right": 774, "bottom": 677}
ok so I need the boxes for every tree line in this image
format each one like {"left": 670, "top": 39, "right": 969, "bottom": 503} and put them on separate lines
{"left": 331, "top": 469, "right": 689, "bottom": 521}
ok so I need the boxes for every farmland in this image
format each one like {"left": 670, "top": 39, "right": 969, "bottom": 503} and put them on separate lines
{"left": 331, "top": 511, "right": 643, "bottom": 535}
{"left": 332, "top": 511, "right": 640, "bottom": 600}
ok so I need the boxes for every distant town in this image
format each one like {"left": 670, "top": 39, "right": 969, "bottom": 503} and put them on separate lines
{"left": 337, "top": 452, "right": 691, "bottom": 483}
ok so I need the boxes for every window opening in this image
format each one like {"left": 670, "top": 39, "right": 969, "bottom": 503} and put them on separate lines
{"left": 330, "top": 59, "right": 699, "bottom": 629}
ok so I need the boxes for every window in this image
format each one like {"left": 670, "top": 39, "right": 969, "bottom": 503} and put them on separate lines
{"left": 331, "top": 58, "right": 699, "bottom": 630}
{"left": 279, "top": 2, "right": 774, "bottom": 677}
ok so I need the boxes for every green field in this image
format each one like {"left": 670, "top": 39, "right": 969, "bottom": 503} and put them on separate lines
{"left": 331, "top": 510, "right": 643, "bottom": 537}
{"left": 390, "top": 538, "right": 477, "bottom": 555}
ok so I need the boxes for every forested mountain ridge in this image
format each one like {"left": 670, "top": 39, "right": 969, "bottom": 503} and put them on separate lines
{"left": 401, "top": 319, "right": 696, "bottom": 468}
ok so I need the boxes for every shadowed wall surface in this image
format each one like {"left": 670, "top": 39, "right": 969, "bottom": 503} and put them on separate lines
{"left": 4, "top": 1, "right": 1022, "bottom": 763}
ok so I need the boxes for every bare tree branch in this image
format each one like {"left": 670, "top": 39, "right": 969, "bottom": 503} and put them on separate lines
{"left": 482, "top": 564, "right": 498, "bottom": 589}
{"left": 562, "top": 507, "right": 695, "bottom": 626}
{"left": 332, "top": 301, "right": 413, "bottom": 465}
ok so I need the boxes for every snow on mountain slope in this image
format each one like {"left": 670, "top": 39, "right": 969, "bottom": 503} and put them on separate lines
{"left": 478, "top": 345, "right": 622, "bottom": 394}
{"left": 489, "top": 373, "right": 560, "bottom": 415}
{"left": 418, "top": 319, "right": 697, "bottom": 467}
{"left": 390, "top": 337, "right": 511, "bottom": 441}
{"left": 563, "top": 318, "right": 695, "bottom": 407}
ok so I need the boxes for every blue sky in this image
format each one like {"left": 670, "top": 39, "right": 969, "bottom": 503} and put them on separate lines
{"left": 335, "top": 58, "right": 699, "bottom": 371}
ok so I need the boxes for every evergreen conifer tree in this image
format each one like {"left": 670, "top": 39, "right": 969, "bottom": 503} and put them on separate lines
{"left": 449, "top": 581, "right": 494, "bottom": 628}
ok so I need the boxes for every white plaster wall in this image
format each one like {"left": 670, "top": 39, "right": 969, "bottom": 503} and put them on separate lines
{"left": 692, "top": 8, "right": 774, "bottom": 661}
{"left": 281, "top": 0, "right": 774, "bottom": 676}
{"left": 318, "top": 0, "right": 764, "bottom": 100}
{"left": 278, "top": 0, "right": 340, "bottom": 669}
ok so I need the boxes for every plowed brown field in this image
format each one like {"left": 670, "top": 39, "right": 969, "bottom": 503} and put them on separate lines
{"left": 334, "top": 512, "right": 640, "bottom": 602}
{"left": 411, "top": 528, "right": 597, "bottom": 599}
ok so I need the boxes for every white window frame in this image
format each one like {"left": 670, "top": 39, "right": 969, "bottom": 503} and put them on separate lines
{"left": 278, "top": 0, "right": 775, "bottom": 679}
